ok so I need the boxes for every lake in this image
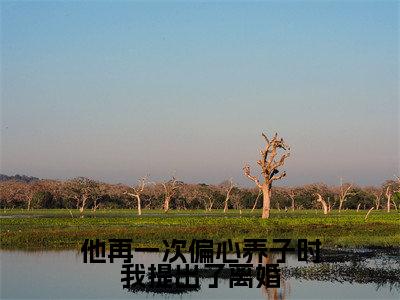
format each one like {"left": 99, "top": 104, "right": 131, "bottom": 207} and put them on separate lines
{"left": 1, "top": 249, "right": 399, "bottom": 299}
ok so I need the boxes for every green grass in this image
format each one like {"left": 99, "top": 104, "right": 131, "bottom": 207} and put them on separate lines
{"left": 1, "top": 209, "right": 399, "bottom": 250}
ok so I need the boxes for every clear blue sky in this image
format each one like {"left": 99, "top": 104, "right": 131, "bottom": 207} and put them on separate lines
{"left": 1, "top": 1, "right": 398, "bottom": 186}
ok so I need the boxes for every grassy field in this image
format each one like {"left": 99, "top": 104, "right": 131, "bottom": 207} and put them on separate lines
{"left": 0, "top": 209, "right": 399, "bottom": 250}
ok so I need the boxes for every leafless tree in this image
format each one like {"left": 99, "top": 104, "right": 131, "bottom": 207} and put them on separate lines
{"left": 203, "top": 194, "right": 214, "bottom": 212}
{"left": 363, "top": 186, "right": 382, "bottom": 210}
{"left": 125, "top": 176, "right": 151, "bottom": 216}
{"left": 251, "top": 190, "right": 262, "bottom": 212}
{"left": 316, "top": 193, "right": 328, "bottom": 215}
{"left": 64, "top": 178, "right": 100, "bottom": 217}
{"left": 222, "top": 179, "right": 235, "bottom": 213}
{"left": 385, "top": 186, "right": 392, "bottom": 212}
{"left": 365, "top": 207, "right": 374, "bottom": 220}
{"left": 338, "top": 178, "right": 353, "bottom": 212}
{"left": 162, "top": 177, "right": 179, "bottom": 212}
{"left": 327, "top": 196, "right": 336, "bottom": 212}
{"left": 243, "top": 132, "right": 290, "bottom": 219}
{"left": 230, "top": 191, "right": 243, "bottom": 214}
{"left": 288, "top": 188, "right": 296, "bottom": 211}
{"left": 383, "top": 179, "right": 400, "bottom": 212}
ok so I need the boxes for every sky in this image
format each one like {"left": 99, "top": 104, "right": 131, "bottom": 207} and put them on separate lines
{"left": 1, "top": 1, "right": 398, "bottom": 187}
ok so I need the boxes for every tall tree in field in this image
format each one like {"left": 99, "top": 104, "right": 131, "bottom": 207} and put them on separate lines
{"left": 243, "top": 132, "right": 290, "bottom": 219}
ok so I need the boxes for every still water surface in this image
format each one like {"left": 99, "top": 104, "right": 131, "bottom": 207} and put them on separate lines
{"left": 1, "top": 250, "right": 399, "bottom": 299}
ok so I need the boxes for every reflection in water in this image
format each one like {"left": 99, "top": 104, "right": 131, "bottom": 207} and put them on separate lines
{"left": 261, "top": 255, "right": 290, "bottom": 300}
{"left": 121, "top": 250, "right": 399, "bottom": 299}
{"left": 1, "top": 249, "right": 399, "bottom": 299}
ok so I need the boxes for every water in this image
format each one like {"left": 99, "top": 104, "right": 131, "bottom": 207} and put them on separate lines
{"left": 1, "top": 250, "right": 399, "bottom": 299}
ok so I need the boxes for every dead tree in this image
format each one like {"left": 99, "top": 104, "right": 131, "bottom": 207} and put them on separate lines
{"left": 338, "top": 178, "right": 352, "bottom": 212}
{"left": 243, "top": 132, "right": 290, "bottom": 219}
{"left": 64, "top": 178, "right": 99, "bottom": 217}
{"left": 395, "top": 175, "right": 400, "bottom": 210}
{"left": 316, "top": 193, "right": 328, "bottom": 215}
{"left": 125, "top": 177, "right": 150, "bottom": 216}
{"left": 288, "top": 189, "right": 296, "bottom": 211}
{"left": 383, "top": 178, "right": 399, "bottom": 212}
{"left": 385, "top": 186, "right": 392, "bottom": 212}
{"left": 373, "top": 190, "right": 382, "bottom": 210}
{"left": 328, "top": 197, "right": 336, "bottom": 212}
{"left": 223, "top": 179, "right": 234, "bottom": 213}
{"left": 251, "top": 190, "right": 262, "bottom": 212}
{"left": 162, "top": 177, "right": 179, "bottom": 212}
{"left": 203, "top": 195, "right": 214, "bottom": 212}
{"left": 365, "top": 207, "right": 374, "bottom": 220}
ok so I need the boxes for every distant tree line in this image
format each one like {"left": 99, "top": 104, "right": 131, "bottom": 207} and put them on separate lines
{"left": 0, "top": 175, "right": 399, "bottom": 214}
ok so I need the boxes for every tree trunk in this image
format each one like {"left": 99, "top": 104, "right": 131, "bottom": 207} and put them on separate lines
{"left": 356, "top": 203, "right": 361, "bottom": 212}
{"left": 79, "top": 195, "right": 87, "bottom": 217}
{"left": 392, "top": 199, "right": 398, "bottom": 211}
{"left": 93, "top": 199, "right": 98, "bottom": 212}
{"left": 365, "top": 207, "right": 374, "bottom": 220}
{"left": 375, "top": 197, "right": 380, "bottom": 210}
{"left": 317, "top": 194, "right": 328, "bottom": 215}
{"left": 251, "top": 190, "right": 261, "bottom": 213}
{"left": 223, "top": 199, "right": 228, "bottom": 213}
{"left": 137, "top": 196, "right": 142, "bottom": 216}
{"left": 164, "top": 196, "right": 170, "bottom": 212}
{"left": 261, "top": 186, "right": 271, "bottom": 219}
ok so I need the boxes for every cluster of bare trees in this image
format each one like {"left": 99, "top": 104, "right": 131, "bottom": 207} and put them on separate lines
{"left": 0, "top": 175, "right": 245, "bottom": 216}
{"left": 1, "top": 133, "right": 398, "bottom": 219}
{"left": 1, "top": 176, "right": 398, "bottom": 217}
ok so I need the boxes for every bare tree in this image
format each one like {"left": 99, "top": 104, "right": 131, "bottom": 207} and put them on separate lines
{"left": 338, "top": 178, "right": 353, "bottom": 212}
{"left": 222, "top": 179, "right": 234, "bottom": 213}
{"left": 162, "top": 177, "right": 179, "bottom": 212}
{"left": 232, "top": 193, "right": 243, "bottom": 214}
{"left": 125, "top": 177, "right": 150, "bottom": 216}
{"left": 327, "top": 197, "right": 336, "bottom": 212}
{"left": 365, "top": 207, "right": 374, "bottom": 220}
{"left": 178, "top": 183, "right": 218, "bottom": 212}
{"left": 251, "top": 190, "right": 262, "bottom": 212}
{"left": 385, "top": 186, "right": 392, "bottom": 212}
{"left": 395, "top": 175, "right": 400, "bottom": 210}
{"left": 383, "top": 179, "right": 400, "bottom": 212}
{"left": 316, "top": 193, "right": 328, "bottom": 215}
{"left": 203, "top": 194, "right": 214, "bottom": 212}
{"left": 243, "top": 132, "right": 290, "bottom": 219}
{"left": 362, "top": 186, "right": 382, "bottom": 210}
{"left": 288, "top": 188, "right": 296, "bottom": 211}
{"left": 64, "top": 178, "right": 100, "bottom": 217}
